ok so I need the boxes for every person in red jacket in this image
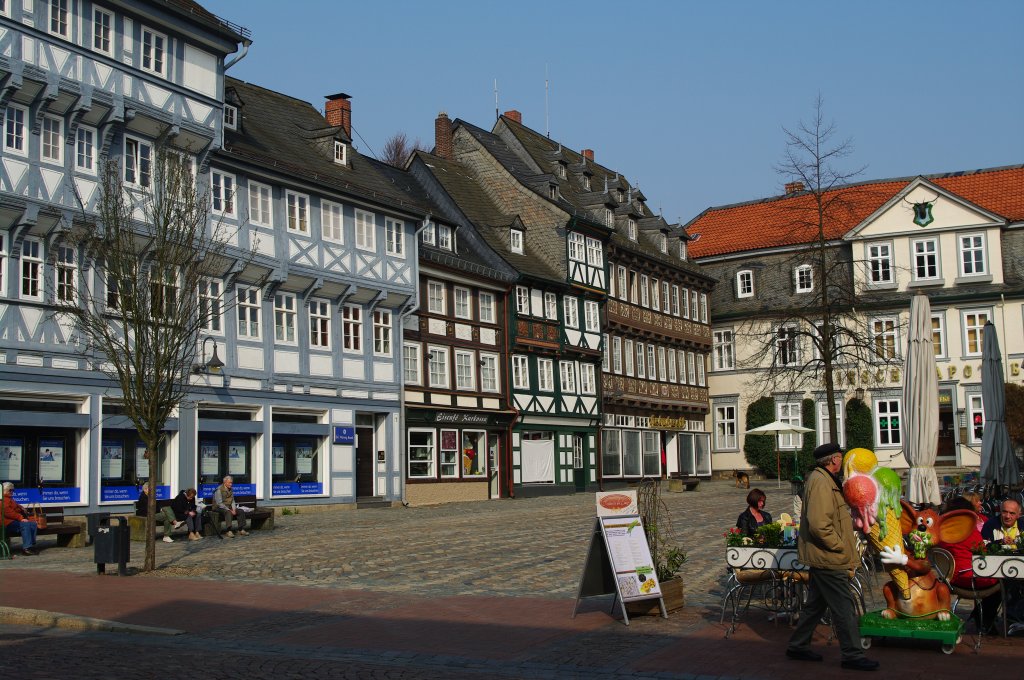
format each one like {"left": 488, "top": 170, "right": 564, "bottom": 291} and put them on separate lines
{"left": 2, "top": 481, "right": 38, "bottom": 556}
{"left": 940, "top": 496, "right": 1000, "bottom": 633}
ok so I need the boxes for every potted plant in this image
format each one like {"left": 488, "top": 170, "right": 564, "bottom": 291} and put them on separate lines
{"left": 630, "top": 479, "right": 687, "bottom": 614}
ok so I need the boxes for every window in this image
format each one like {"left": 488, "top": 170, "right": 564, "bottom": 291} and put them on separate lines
{"left": 737, "top": 270, "right": 754, "bottom": 298}
{"left": 777, "top": 402, "right": 803, "bottom": 449}
{"left": 437, "top": 224, "right": 452, "bottom": 250}
{"left": 963, "top": 310, "right": 990, "bottom": 356}
{"left": 548, "top": 185, "right": 557, "bottom": 200}
{"left": 75, "top": 127, "right": 96, "bottom": 172}
{"left": 640, "top": 275, "right": 649, "bottom": 307}
{"left": 624, "top": 339, "right": 634, "bottom": 376}
{"left": 603, "top": 430, "right": 622, "bottom": 477}
{"left": 212, "top": 171, "right": 235, "bottom": 216}
{"left": 421, "top": 222, "right": 435, "bottom": 246}
{"left": 713, "top": 330, "right": 735, "bottom": 370}
{"left": 931, "top": 313, "right": 946, "bottom": 358}
{"left": 677, "top": 351, "right": 687, "bottom": 384}
{"left": 871, "top": 317, "right": 898, "bottom": 360}
{"left": 373, "top": 310, "right": 391, "bottom": 355}
{"left": 41, "top": 116, "right": 62, "bottom": 164}
{"left": 605, "top": 207, "right": 613, "bottom": 225}
{"left": 321, "top": 200, "right": 343, "bottom": 242}
{"left": 690, "top": 290, "right": 699, "bottom": 319}
{"left": 568, "top": 232, "right": 585, "bottom": 262}
{"left": 617, "top": 266, "right": 627, "bottom": 301}
{"left": 657, "top": 347, "right": 667, "bottom": 381}
{"left": 454, "top": 287, "right": 471, "bottom": 320}
{"left": 959, "top": 234, "right": 986, "bottom": 276}
{"left": 480, "top": 354, "right": 499, "bottom": 392}
{"left": 223, "top": 104, "right": 237, "bottom": 130}
{"left": 776, "top": 325, "right": 800, "bottom": 366}
{"left": 667, "top": 349, "right": 677, "bottom": 382}
{"left": 408, "top": 430, "right": 435, "bottom": 478}
{"left": 580, "top": 364, "right": 596, "bottom": 394}
{"left": 333, "top": 141, "right": 347, "bottom": 164}
{"left": 867, "top": 243, "right": 894, "bottom": 284}
{"left": 199, "top": 278, "right": 222, "bottom": 333}
{"left": 403, "top": 343, "right": 421, "bottom": 385}
{"left": 149, "top": 267, "right": 178, "bottom": 319}
{"left": 795, "top": 264, "right": 813, "bottom": 293}
{"left": 681, "top": 287, "right": 690, "bottom": 318}
{"left": 544, "top": 292, "right": 558, "bottom": 320}
{"left": 627, "top": 219, "right": 637, "bottom": 241}
{"left": 124, "top": 137, "right": 152, "bottom": 188}
{"left": 49, "top": 0, "right": 69, "bottom": 38}
{"left": 563, "top": 296, "right": 579, "bottom": 328}
{"left": 612, "top": 337, "right": 622, "bottom": 374}
{"left": 237, "top": 287, "right": 261, "bottom": 338}
{"left": 510, "top": 229, "right": 523, "bottom": 254}
{"left": 651, "top": 279, "right": 660, "bottom": 311}
{"left": 56, "top": 245, "right": 75, "bottom": 302}
{"left": 671, "top": 285, "right": 680, "bottom": 316}
{"left": 342, "top": 305, "right": 363, "bottom": 352}
{"left": 659, "top": 233, "right": 668, "bottom": 254}
{"left": 456, "top": 350, "right": 476, "bottom": 390}
{"left": 876, "top": 399, "right": 902, "bottom": 446}
{"left": 309, "top": 300, "right": 331, "bottom": 349}
{"left": 635, "top": 342, "right": 646, "bottom": 378}
{"left": 248, "top": 182, "right": 273, "bottom": 227}
{"left": 427, "top": 281, "right": 446, "bottom": 315}
{"left": 679, "top": 240, "right": 688, "bottom": 261}
{"left": 386, "top": 218, "right": 404, "bottom": 256}
{"left": 286, "top": 191, "right": 309, "bottom": 234}
{"left": 4, "top": 104, "right": 26, "bottom": 155}
{"left": 141, "top": 27, "right": 167, "bottom": 77}
{"left": 583, "top": 175, "right": 591, "bottom": 191}
{"left": 0, "top": 233, "right": 6, "bottom": 296}
{"left": 661, "top": 282, "right": 671, "bottom": 313}
{"left": 912, "top": 239, "right": 939, "bottom": 280}
{"left": 512, "top": 355, "right": 529, "bottom": 389}
{"left": 439, "top": 429, "right": 458, "bottom": 478}
{"left": 478, "top": 292, "right": 495, "bottom": 323}
{"left": 515, "top": 286, "right": 529, "bottom": 315}
{"left": 273, "top": 294, "right": 296, "bottom": 344}
{"left": 715, "top": 405, "right": 737, "bottom": 450}
{"left": 817, "top": 401, "right": 845, "bottom": 449}
{"left": 629, "top": 271, "right": 638, "bottom": 303}
{"left": 584, "top": 300, "right": 600, "bottom": 332}
{"left": 968, "top": 394, "right": 984, "bottom": 445}
{"left": 697, "top": 353, "right": 706, "bottom": 386}
{"left": 355, "top": 209, "right": 376, "bottom": 251}
{"left": 427, "top": 346, "right": 449, "bottom": 387}
{"left": 537, "top": 359, "right": 554, "bottom": 392}
{"left": 20, "top": 239, "right": 42, "bottom": 300}
{"left": 556, "top": 163, "right": 566, "bottom": 179}
{"left": 92, "top": 7, "right": 112, "bottom": 54}
{"left": 586, "top": 237, "right": 603, "bottom": 267}
{"left": 648, "top": 346, "right": 657, "bottom": 381}
{"left": 699, "top": 294, "right": 708, "bottom": 323}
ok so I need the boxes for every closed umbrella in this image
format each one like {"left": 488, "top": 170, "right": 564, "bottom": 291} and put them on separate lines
{"left": 980, "top": 321, "right": 1020, "bottom": 486}
{"left": 745, "top": 420, "right": 813, "bottom": 489}
{"left": 904, "top": 294, "right": 941, "bottom": 506}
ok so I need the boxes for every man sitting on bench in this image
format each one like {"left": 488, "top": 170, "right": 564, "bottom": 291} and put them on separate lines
{"left": 212, "top": 476, "right": 248, "bottom": 538}
{"left": 3, "top": 481, "right": 38, "bottom": 556}
{"left": 136, "top": 482, "right": 184, "bottom": 543}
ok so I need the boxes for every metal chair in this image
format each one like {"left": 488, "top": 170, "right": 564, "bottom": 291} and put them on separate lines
{"left": 930, "top": 546, "right": 1000, "bottom": 652}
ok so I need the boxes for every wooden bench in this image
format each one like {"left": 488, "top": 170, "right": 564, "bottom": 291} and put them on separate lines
{"left": 202, "top": 494, "right": 274, "bottom": 535}
{"left": 127, "top": 499, "right": 197, "bottom": 542}
{"left": 2, "top": 506, "right": 85, "bottom": 548}
{"left": 667, "top": 477, "right": 701, "bottom": 493}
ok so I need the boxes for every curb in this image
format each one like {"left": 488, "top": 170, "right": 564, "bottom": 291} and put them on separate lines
{"left": 0, "top": 606, "right": 184, "bottom": 636}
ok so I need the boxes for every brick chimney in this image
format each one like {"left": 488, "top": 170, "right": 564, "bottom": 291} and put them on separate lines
{"left": 503, "top": 109, "right": 522, "bottom": 124}
{"left": 785, "top": 181, "right": 805, "bottom": 195}
{"left": 582, "top": 149, "right": 594, "bottom": 162}
{"left": 325, "top": 92, "right": 352, "bottom": 138}
{"left": 435, "top": 111, "right": 453, "bottom": 160}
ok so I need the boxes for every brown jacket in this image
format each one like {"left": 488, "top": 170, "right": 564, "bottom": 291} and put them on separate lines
{"left": 797, "top": 466, "right": 859, "bottom": 570}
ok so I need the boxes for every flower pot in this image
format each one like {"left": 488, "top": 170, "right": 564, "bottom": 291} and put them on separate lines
{"left": 625, "top": 575, "right": 684, "bottom": 616}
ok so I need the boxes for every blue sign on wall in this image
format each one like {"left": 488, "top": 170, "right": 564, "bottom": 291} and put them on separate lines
{"left": 333, "top": 426, "right": 355, "bottom": 444}
{"left": 100, "top": 485, "right": 170, "bottom": 503}
{"left": 12, "top": 487, "right": 82, "bottom": 504}
{"left": 271, "top": 482, "right": 324, "bottom": 496}
{"left": 199, "top": 483, "right": 257, "bottom": 498}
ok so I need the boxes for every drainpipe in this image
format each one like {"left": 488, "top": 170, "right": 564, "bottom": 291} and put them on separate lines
{"left": 398, "top": 216, "right": 431, "bottom": 506}
{"left": 224, "top": 39, "right": 252, "bottom": 71}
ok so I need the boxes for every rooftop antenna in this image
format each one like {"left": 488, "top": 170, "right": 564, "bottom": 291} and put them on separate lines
{"left": 545, "top": 64, "right": 550, "bottom": 138}
{"left": 494, "top": 78, "right": 499, "bottom": 122}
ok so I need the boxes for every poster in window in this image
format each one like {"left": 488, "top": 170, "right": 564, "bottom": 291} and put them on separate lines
{"left": 272, "top": 444, "right": 285, "bottom": 476}
{"left": 38, "top": 439, "right": 65, "bottom": 482}
{"left": 440, "top": 429, "right": 458, "bottom": 451}
{"left": 295, "top": 443, "right": 314, "bottom": 475}
{"left": 101, "top": 441, "right": 124, "bottom": 479}
{"left": 200, "top": 442, "right": 220, "bottom": 476}
{"left": 135, "top": 443, "right": 150, "bottom": 479}
{"left": 0, "top": 438, "right": 23, "bottom": 481}
{"left": 227, "top": 440, "right": 247, "bottom": 476}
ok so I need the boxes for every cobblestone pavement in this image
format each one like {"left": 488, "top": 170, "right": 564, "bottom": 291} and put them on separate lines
{"left": 3, "top": 480, "right": 1023, "bottom": 679}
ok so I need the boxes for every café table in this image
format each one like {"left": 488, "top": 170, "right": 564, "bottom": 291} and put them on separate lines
{"left": 722, "top": 546, "right": 806, "bottom": 637}
{"left": 972, "top": 551, "right": 1024, "bottom": 638}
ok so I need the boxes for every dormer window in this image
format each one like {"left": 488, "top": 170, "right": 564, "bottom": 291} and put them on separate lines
{"left": 636, "top": 202, "right": 645, "bottom": 216}
{"left": 224, "top": 105, "right": 237, "bottom": 130}
{"left": 679, "top": 240, "right": 688, "bottom": 261}
{"left": 510, "top": 228, "right": 524, "bottom": 254}
{"left": 795, "top": 264, "right": 813, "bottom": 293}
{"left": 557, "top": 163, "right": 567, "bottom": 179}
{"left": 421, "top": 222, "right": 436, "bottom": 246}
{"left": 438, "top": 224, "right": 452, "bottom": 251}
{"left": 605, "top": 208, "right": 613, "bottom": 224}
{"left": 616, "top": 189, "right": 625, "bottom": 203}
{"left": 548, "top": 185, "right": 557, "bottom": 200}
{"left": 737, "top": 270, "right": 754, "bottom": 298}
{"left": 334, "top": 141, "right": 347, "bottom": 165}
{"left": 583, "top": 175, "right": 591, "bottom": 191}
{"left": 659, "top": 234, "right": 668, "bottom": 253}
{"left": 627, "top": 219, "right": 637, "bottom": 241}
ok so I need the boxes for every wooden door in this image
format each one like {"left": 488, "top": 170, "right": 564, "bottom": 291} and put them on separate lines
{"left": 356, "top": 427, "right": 375, "bottom": 497}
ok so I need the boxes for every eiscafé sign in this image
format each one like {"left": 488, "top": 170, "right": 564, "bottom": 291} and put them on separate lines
{"left": 434, "top": 412, "right": 491, "bottom": 425}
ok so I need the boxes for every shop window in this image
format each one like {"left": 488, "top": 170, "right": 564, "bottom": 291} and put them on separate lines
{"left": 439, "top": 429, "right": 459, "bottom": 478}
{"left": 622, "top": 430, "right": 642, "bottom": 477}
{"left": 0, "top": 428, "right": 80, "bottom": 503}
{"left": 99, "top": 432, "right": 169, "bottom": 502}
{"left": 408, "top": 430, "right": 435, "bottom": 478}
{"left": 462, "top": 431, "right": 486, "bottom": 478}
{"left": 271, "top": 437, "right": 323, "bottom": 496}
{"left": 602, "top": 429, "right": 622, "bottom": 477}
{"left": 197, "top": 437, "right": 255, "bottom": 496}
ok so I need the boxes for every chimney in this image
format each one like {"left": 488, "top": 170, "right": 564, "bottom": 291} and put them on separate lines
{"left": 503, "top": 109, "right": 522, "bottom": 124}
{"left": 785, "top": 181, "right": 805, "bottom": 195}
{"left": 582, "top": 149, "right": 594, "bottom": 162}
{"left": 435, "top": 111, "right": 453, "bottom": 160}
{"left": 325, "top": 92, "right": 352, "bottom": 139}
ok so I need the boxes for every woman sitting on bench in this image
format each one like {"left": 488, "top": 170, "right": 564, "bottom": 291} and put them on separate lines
{"left": 2, "top": 481, "right": 38, "bottom": 556}
{"left": 171, "top": 488, "right": 203, "bottom": 541}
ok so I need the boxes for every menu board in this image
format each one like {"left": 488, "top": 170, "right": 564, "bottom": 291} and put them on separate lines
{"left": 599, "top": 515, "right": 662, "bottom": 601}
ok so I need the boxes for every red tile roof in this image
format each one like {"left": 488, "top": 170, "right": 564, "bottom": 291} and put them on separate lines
{"left": 687, "top": 165, "right": 1024, "bottom": 259}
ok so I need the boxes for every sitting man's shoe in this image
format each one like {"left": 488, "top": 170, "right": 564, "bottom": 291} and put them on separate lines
{"left": 238, "top": 530, "right": 249, "bottom": 536}
{"left": 21, "top": 548, "right": 37, "bottom": 556}
{"left": 172, "top": 520, "right": 185, "bottom": 530}
{"left": 162, "top": 535, "right": 174, "bottom": 543}
{"left": 786, "top": 648, "right": 823, "bottom": 662}
{"left": 840, "top": 657, "right": 879, "bottom": 671}
{"left": 224, "top": 531, "right": 234, "bottom": 538}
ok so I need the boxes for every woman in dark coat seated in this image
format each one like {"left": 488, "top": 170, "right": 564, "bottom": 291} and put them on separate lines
{"left": 737, "top": 488, "right": 772, "bottom": 537}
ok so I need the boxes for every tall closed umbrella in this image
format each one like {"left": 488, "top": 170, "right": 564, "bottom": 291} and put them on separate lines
{"left": 980, "top": 321, "right": 1020, "bottom": 486}
{"left": 904, "top": 294, "right": 941, "bottom": 506}
{"left": 744, "top": 420, "right": 812, "bottom": 489}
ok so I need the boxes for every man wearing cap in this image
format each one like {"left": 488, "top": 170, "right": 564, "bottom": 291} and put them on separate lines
{"left": 786, "top": 442, "right": 879, "bottom": 671}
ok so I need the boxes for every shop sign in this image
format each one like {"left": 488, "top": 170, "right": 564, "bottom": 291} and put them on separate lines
{"left": 101, "top": 485, "right": 170, "bottom": 503}
{"left": 650, "top": 416, "right": 688, "bottom": 429}
{"left": 271, "top": 482, "right": 324, "bottom": 496}
{"left": 199, "top": 482, "right": 256, "bottom": 498}
{"left": 333, "top": 426, "right": 355, "bottom": 444}
{"left": 434, "top": 412, "right": 492, "bottom": 425}
{"left": 12, "top": 486, "right": 82, "bottom": 504}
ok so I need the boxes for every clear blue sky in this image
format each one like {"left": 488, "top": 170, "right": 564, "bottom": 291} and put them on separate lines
{"left": 202, "top": 0, "right": 1023, "bottom": 224}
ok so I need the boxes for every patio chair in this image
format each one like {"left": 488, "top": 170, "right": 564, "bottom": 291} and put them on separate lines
{"left": 929, "top": 546, "right": 1001, "bottom": 652}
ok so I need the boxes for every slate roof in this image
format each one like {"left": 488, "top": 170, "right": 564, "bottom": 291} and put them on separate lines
{"left": 162, "top": 0, "right": 250, "bottom": 41}
{"left": 687, "top": 165, "right": 1024, "bottom": 259}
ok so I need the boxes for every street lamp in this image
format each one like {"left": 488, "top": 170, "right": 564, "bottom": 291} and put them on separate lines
{"left": 855, "top": 387, "right": 865, "bottom": 401}
{"left": 194, "top": 337, "right": 225, "bottom": 375}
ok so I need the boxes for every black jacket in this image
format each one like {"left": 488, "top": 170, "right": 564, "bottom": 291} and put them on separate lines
{"left": 736, "top": 508, "right": 773, "bottom": 537}
{"left": 170, "top": 491, "right": 197, "bottom": 520}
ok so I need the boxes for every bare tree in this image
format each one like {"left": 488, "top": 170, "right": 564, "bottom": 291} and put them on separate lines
{"left": 58, "top": 146, "right": 257, "bottom": 571}
{"left": 380, "top": 132, "right": 426, "bottom": 168}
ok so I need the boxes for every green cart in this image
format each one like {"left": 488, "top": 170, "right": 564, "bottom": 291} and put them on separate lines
{"left": 858, "top": 610, "right": 964, "bottom": 655}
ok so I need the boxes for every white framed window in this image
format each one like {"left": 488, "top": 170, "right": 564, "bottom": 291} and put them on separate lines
{"left": 605, "top": 207, "right": 613, "bottom": 225}
{"left": 439, "top": 429, "right": 459, "bottom": 478}
{"left": 355, "top": 209, "right": 376, "bottom": 251}
{"left": 602, "top": 334, "right": 610, "bottom": 372}
{"left": 237, "top": 286, "right": 261, "bottom": 338}
{"left": 223, "top": 104, "right": 237, "bottom": 131}
{"left": 55, "top": 245, "right": 76, "bottom": 303}
{"left": 75, "top": 126, "right": 96, "bottom": 173}
{"left": 455, "top": 349, "right": 476, "bottom": 390}
{"left": 959, "top": 233, "right": 986, "bottom": 276}
{"left": 141, "top": 27, "right": 167, "bottom": 78}
{"left": 512, "top": 355, "right": 530, "bottom": 389}
{"left": 737, "top": 270, "right": 754, "bottom": 298}
{"left": 510, "top": 228, "right": 524, "bottom": 254}
{"left": 776, "top": 325, "right": 800, "bottom": 366}
{"left": 931, "top": 313, "right": 946, "bottom": 359}
{"left": 124, "top": 136, "right": 152, "bottom": 188}
{"left": 867, "top": 242, "right": 894, "bottom": 284}
{"left": 373, "top": 309, "right": 392, "bottom": 356}
{"left": 427, "top": 280, "right": 446, "bottom": 315}
{"left": 403, "top": 342, "right": 422, "bottom": 385}
{"left": 309, "top": 299, "right": 331, "bottom": 349}
{"left": 795, "top": 264, "right": 813, "bottom": 293}
{"left": 583, "top": 175, "right": 591, "bottom": 191}
{"left": 92, "top": 7, "right": 112, "bottom": 55}
{"left": 697, "top": 353, "right": 706, "bottom": 386}
{"left": 408, "top": 429, "right": 435, "bottom": 478}
{"left": 666, "top": 348, "right": 677, "bottom": 382}
{"left": 0, "top": 233, "right": 6, "bottom": 298}
{"left": 544, "top": 292, "right": 558, "bottom": 320}
{"left": 321, "top": 200, "right": 343, "bottom": 242}
{"left": 556, "top": 163, "right": 566, "bottom": 179}
{"left": 49, "top": 0, "right": 69, "bottom": 38}
{"left": 624, "top": 339, "right": 634, "bottom": 376}
{"left": 617, "top": 266, "right": 627, "bottom": 301}
{"left": 681, "top": 287, "right": 690, "bottom": 318}
{"left": 715, "top": 405, "right": 737, "bottom": 450}
{"left": 515, "top": 286, "right": 529, "bottom": 315}
{"left": 478, "top": 291, "right": 495, "bottom": 323}
{"left": 548, "top": 185, "right": 557, "bottom": 200}
{"left": 333, "top": 141, "right": 347, "bottom": 164}
{"left": 636, "top": 342, "right": 646, "bottom": 378}
{"left": 199, "top": 278, "right": 223, "bottom": 333}
{"left": 612, "top": 337, "right": 622, "bottom": 374}
{"left": 428, "top": 346, "right": 449, "bottom": 388}
{"left": 41, "top": 115, "right": 63, "bottom": 164}
{"left": 454, "top": 287, "right": 472, "bottom": 320}
{"left": 629, "top": 271, "right": 639, "bottom": 303}
{"left": 421, "top": 222, "right": 436, "bottom": 246}
{"left": 584, "top": 300, "right": 600, "bottom": 332}
{"left": 968, "top": 394, "right": 985, "bottom": 445}
{"left": 657, "top": 346, "right": 667, "bottom": 381}
{"left": 437, "top": 224, "right": 452, "bottom": 250}
{"left": 651, "top": 278, "right": 660, "bottom": 311}
{"left": 871, "top": 317, "right": 898, "bottom": 360}
{"left": 212, "top": 171, "right": 236, "bottom": 217}
{"left": 677, "top": 351, "right": 687, "bottom": 385}
{"left": 912, "top": 239, "right": 939, "bottom": 281}
{"left": 480, "top": 353, "right": 499, "bottom": 392}
{"left": 713, "top": 330, "right": 735, "bottom": 370}
{"left": 538, "top": 359, "right": 554, "bottom": 392}
{"left": 274, "top": 293, "right": 297, "bottom": 344}
{"left": 647, "top": 346, "right": 657, "bottom": 381}
{"left": 671, "top": 285, "right": 680, "bottom": 316}
{"left": 777, "top": 401, "right": 803, "bottom": 449}
{"left": 3, "top": 104, "right": 26, "bottom": 155}
{"left": 817, "top": 401, "right": 845, "bottom": 449}
{"left": 586, "top": 237, "right": 603, "bottom": 267}
{"left": 875, "top": 398, "right": 902, "bottom": 447}
{"left": 699, "top": 293, "right": 708, "bottom": 323}
{"left": 962, "top": 310, "right": 990, "bottom": 357}
{"left": 627, "top": 219, "right": 637, "bottom": 241}
{"left": 106, "top": 270, "right": 122, "bottom": 311}
{"left": 640, "top": 275, "right": 649, "bottom": 307}
{"left": 248, "top": 182, "right": 273, "bottom": 227}
{"left": 661, "top": 281, "right": 670, "bottom": 313}
{"left": 568, "top": 232, "right": 585, "bottom": 262}
{"left": 342, "top": 304, "right": 363, "bottom": 352}
{"left": 386, "top": 217, "right": 404, "bottom": 257}
{"left": 580, "top": 364, "right": 596, "bottom": 395}
{"left": 563, "top": 296, "right": 579, "bottom": 328}
{"left": 679, "top": 240, "right": 688, "bottom": 261}
{"left": 286, "top": 191, "right": 309, "bottom": 234}
{"left": 659, "top": 233, "right": 668, "bottom": 254}
{"left": 20, "top": 239, "right": 42, "bottom": 301}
